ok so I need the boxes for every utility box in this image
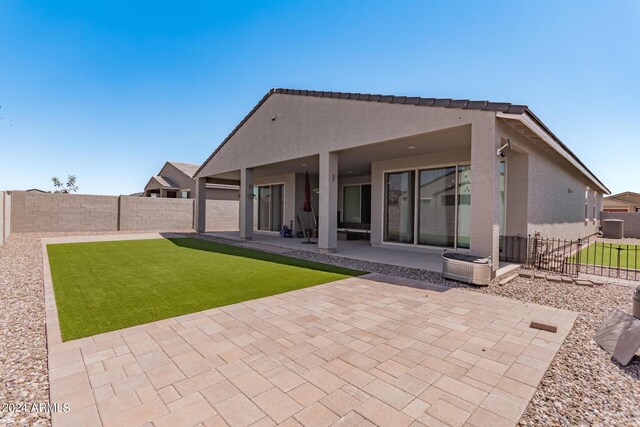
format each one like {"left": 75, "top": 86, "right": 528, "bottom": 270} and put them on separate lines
{"left": 442, "top": 252, "right": 492, "bottom": 286}
{"left": 602, "top": 219, "right": 624, "bottom": 239}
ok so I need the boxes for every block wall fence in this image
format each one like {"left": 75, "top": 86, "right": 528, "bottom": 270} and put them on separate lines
{"left": 5, "top": 191, "right": 239, "bottom": 235}
{"left": 601, "top": 212, "right": 640, "bottom": 238}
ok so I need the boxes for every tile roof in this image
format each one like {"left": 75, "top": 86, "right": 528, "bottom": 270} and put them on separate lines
{"left": 168, "top": 161, "right": 200, "bottom": 178}
{"left": 151, "top": 175, "right": 180, "bottom": 189}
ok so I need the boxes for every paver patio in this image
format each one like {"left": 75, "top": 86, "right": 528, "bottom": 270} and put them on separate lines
{"left": 44, "top": 236, "right": 577, "bottom": 427}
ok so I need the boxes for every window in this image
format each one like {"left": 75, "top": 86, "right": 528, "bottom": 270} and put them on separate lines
{"left": 384, "top": 171, "right": 415, "bottom": 243}
{"left": 342, "top": 184, "right": 371, "bottom": 224}
{"left": 585, "top": 187, "right": 590, "bottom": 220}
{"left": 181, "top": 191, "right": 189, "bottom": 198}
{"left": 257, "top": 184, "right": 284, "bottom": 231}
{"left": 384, "top": 164, "right": 471, "bottom": 249}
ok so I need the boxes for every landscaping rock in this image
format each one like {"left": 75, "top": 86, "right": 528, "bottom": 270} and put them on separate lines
{"left": 519, "top": 270, "right": 534, "bottom": 278}
{"left": 534, "top": 273, "right": 546, "bottom": 279}
{"left": 575, "top": 279, "right": 594, "bottom": 287}
{"left": 561, "top": 276, "right": 574, "bottom": 284}
{"left": 547, "top": 275, "right": 562, "bottom": 282}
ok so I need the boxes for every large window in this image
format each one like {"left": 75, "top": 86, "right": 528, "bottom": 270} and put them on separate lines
{"left": 384, "top": 165, "right": 471, "bottom": 249}
{"left": 257, "top": 184, "right": 284, "bottom": 231}
{"left": 342, "top": 184, "right": 371, "bottom": 225}
{"left": 385, "top": 171, "right": 415, "bottom": 243}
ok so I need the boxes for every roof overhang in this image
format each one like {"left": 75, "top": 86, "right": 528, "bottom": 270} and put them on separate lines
{"left": 496, "top": 111, "right": 610, "bottom": 195}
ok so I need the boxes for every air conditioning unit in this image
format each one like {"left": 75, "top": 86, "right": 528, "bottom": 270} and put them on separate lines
{"left": 442, "top": 251, "right": 492, "bottom": 286}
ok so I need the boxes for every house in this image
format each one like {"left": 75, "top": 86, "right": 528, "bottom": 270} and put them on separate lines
{"left": 144, "top": 161, "right": 238, "bottom": 200}
{"left": 603, "top": 192, "right": 640, "bottom": 213}
{"left": 193, "top": 89, "right": 609, "bottom": 274}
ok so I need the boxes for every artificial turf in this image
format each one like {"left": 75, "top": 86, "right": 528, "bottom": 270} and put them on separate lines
{"left": 47, "top": 237, "right": 364, "bottom": 341}
{"left": 570, "top": 243, "right": 640, "bottom": 269}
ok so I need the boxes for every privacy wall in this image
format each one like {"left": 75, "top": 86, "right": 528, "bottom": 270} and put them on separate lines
{"left": 0, "top": 192, "right": 10, "bottom": 245}
{"left": 601, "top": 212, "right": 640, "bottom": 238}
{"left": 8, "top": 191, "right": 238, "bottom": 233}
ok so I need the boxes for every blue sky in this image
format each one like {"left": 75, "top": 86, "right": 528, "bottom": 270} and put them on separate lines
{"left": 0, "top": 1, "right": 638, "bottom": 195}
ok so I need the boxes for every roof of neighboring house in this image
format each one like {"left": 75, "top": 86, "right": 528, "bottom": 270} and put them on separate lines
{"left": 168, "top": 161, "right": 200, "bottom": 179}
{"left": 25, "top": 188, "right": 48, "bottom": 193}
{"left": 193, "top": 88, "right": 609, "bottom": 194}
{"left": 149, "top": 175, "right": 180, "bottom": 190}
{"left": 605, "top": 192, "right": 640, "bottom": 204}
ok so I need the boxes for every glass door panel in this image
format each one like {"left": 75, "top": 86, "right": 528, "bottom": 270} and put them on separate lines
{"left": 457, "top": 165, "right": 471, "bottom": 249}
{"left": 385, "top": 171, "right": 414, "bottom": 243}
{"left": 418, "top": 167, "right": 456, "bottom": 247}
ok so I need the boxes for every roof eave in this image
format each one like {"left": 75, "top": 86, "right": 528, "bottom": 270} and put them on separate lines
{"left": 496, "top": 111, "right": 610, "bottom": 195}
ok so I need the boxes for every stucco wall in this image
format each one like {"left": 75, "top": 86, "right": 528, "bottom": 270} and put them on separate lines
{"left": 119, "top": 196, "right": 194, "bottom": 231}
{"left": 11, "top": 191, "right": 119, "bottom": 232}
{"left": 206, "top": 188, "right": 238, "bottom": 201}
{"left": 198, "top": 93, "right": 491, "bottom": 178}
{"left": 205, "top": 200, "right": 239, "bottom": 231}
{"left": 525, "top": 146, "right": 599, "bottom": 240}
{"left": 601, "top": 212, "right": 640, "bottom": 238}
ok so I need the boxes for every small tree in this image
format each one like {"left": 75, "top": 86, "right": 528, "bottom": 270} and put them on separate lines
{"left": 52, "top": 175, "right": 79, "bottom": 193}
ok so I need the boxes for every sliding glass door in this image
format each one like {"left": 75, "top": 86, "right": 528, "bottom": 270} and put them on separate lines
{"left": 257, "top": 184, "right": 284, "bottom": 232}
{"left": 418, "top": 166, "right": 456, "bottom": 247}
{"left": 384, "top": 171, "right": 415, "bottom": 243}
{"left": 384, "top": 165, "right": 471, "bottom": 249}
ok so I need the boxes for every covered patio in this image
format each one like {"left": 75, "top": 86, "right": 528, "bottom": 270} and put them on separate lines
{"left": 205, "top": 231, "right": 520, "bottom": 278}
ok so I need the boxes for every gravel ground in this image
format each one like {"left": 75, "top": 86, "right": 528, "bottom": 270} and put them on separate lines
{"left": 1, "top": 231, "right": 638, "bottom": 426}
{"left": 0, "top": 233, "right": 50, "bottom": 426}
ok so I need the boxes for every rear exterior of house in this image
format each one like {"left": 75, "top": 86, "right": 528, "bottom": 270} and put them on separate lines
{"left": 144, "top": 161, "right": 239, "bottom": 200}
{"left": 194, "top": 89, "right": 609, "bottom": 273}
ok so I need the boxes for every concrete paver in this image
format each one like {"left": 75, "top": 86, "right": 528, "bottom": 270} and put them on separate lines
{"left": 45, "top": 251, "right": 577, "bottom": 427}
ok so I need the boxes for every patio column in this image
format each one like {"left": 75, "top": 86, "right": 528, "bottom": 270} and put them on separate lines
{"left": 318, "top": 151, "right": 338, "bottom": 253}
{"left": 240, "top": 167, "right": 254, "bottom": 240}
{"left": 470, "top": 119, "right": 501, "bottom": 272}
{"left": 195, "top": 177, "right": 207, "bottom": 232}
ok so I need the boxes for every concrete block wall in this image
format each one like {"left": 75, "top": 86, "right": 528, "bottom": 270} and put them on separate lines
{"left": 205, "top": 200, "right": 239, "bottom": 231}
{"left": 601, "top": 212, "right": 640, "bottom": 238}
{"left": 0, "top": 192, "right": 6, "bottom": 245}
{"left": 119, "top": 196, "right": 194, "bottom": 231}
{"left": 11, "top": 191, "right": 118, "bottom": 232}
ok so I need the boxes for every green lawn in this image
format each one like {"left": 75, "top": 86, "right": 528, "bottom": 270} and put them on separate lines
{"left": 47, "top": 238, "right": 364, "bottom": 341}
{"left": 569, "top": 243, "right": 640, "bottom": 269}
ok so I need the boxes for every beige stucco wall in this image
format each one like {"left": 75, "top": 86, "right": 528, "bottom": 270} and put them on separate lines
{"left": 206, "top": 188, "right": 238, "bottom": 201}
{"left": 524, "top": 143, "right": 599, "bottom": 240}
{"left": 205, "top": 200, "right": 239, "bottom": 231}
{"left": 11, "top": 191, "right": 119, "bottom": 232}
{"left": 119, "top": 196, "right": 194, "bottom": 231}
{"left": 198, "top": 93, "right": 492, "bottom": 178}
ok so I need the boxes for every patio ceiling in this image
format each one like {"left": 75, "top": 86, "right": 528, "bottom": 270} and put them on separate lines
{"left": 206, "top": 124, "right": 471, "bottom": 181}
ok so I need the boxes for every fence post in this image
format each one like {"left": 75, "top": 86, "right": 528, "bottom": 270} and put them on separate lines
{"left": 576, "top": 239, "right": 582, "bottom": 277}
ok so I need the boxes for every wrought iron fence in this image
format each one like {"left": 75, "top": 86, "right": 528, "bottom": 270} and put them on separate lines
{"left": 501, "top": 234, "right": 640, "bottom": 281}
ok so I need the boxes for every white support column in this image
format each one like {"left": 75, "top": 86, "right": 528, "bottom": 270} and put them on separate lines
{"left": 240, "top": 168, "right": 254, "bottom": 240}
{"left": 470, "top": 119, "right": 501, "bottom": 272}
{"left": 318, "top": 151, "right": 338, "bottom": 253}
{"left": 194, "top": 177, "right": 207, "bottom": 232}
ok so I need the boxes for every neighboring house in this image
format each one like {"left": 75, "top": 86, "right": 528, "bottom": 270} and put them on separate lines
{"left": 144, "top": 161, "right": 238, "bottom": 200}
{"left": 603, "top": 192, "right": 640, "bottom": 213}
{"left": 193, "top": 89, "right": 609, "bottom": 273}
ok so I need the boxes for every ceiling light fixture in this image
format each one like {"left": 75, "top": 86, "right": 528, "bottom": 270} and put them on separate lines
{"left": 301, "top": 163, "right": 307, "bottom": 167}
{"left": 408, "top": 146, "right": 416, "bottom": 150}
